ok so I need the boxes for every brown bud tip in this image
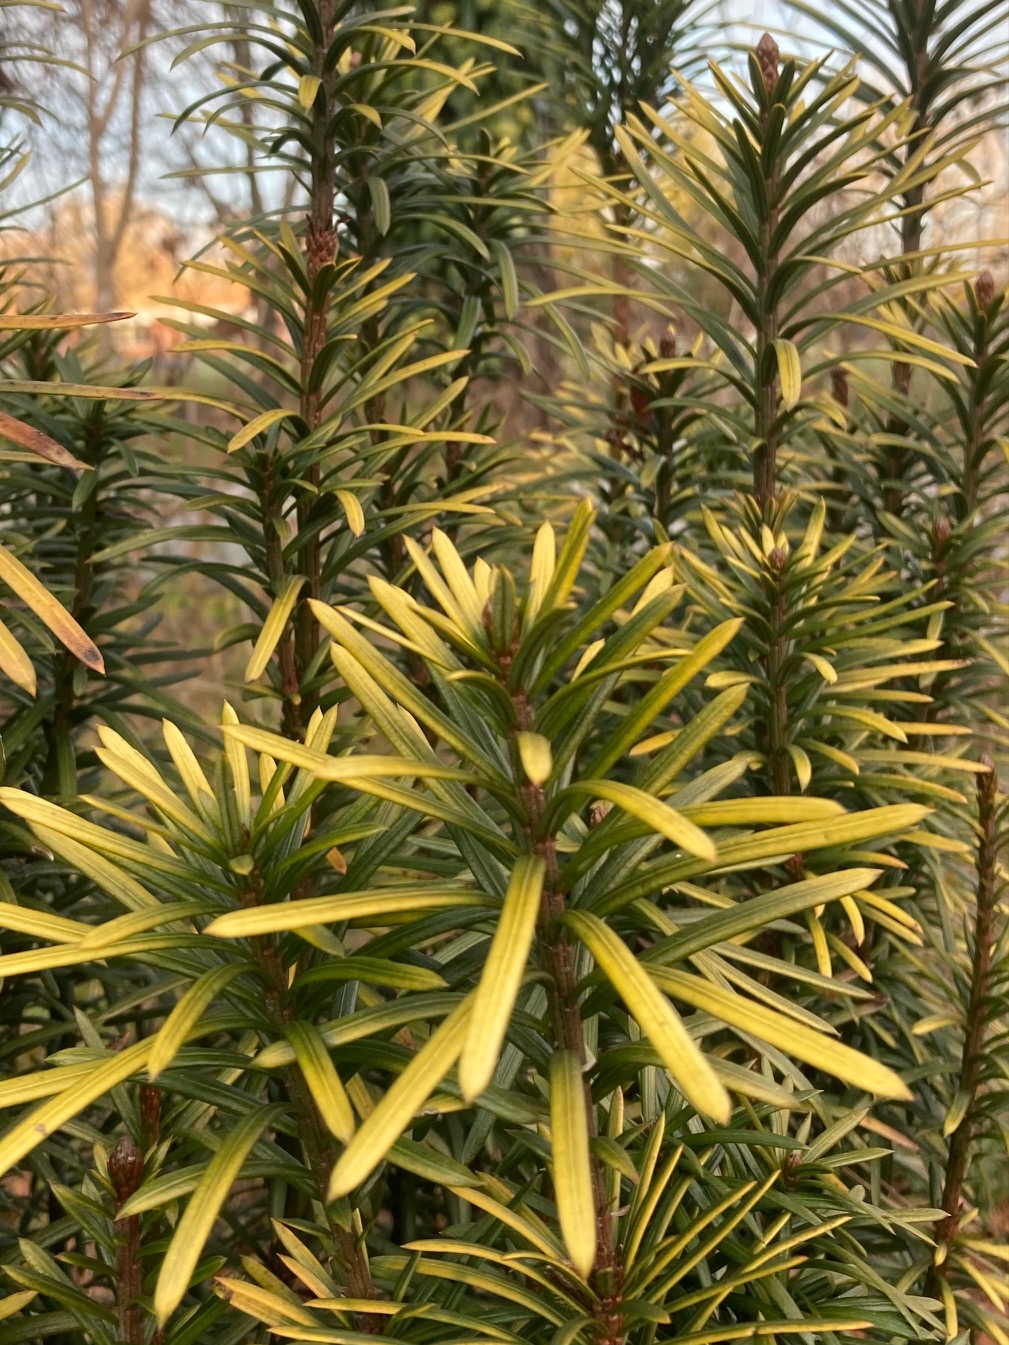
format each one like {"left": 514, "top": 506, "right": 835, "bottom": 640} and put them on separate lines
{"left": 660, "top": 331, "right": 677, "bottom": 360}
{"left": 830, "top": 367, "right": 849, "bottom": 407}
{"left": 978, "top": 754, "right": 998, "bottom": 811}
{"left": 769, "top": 546, "right": 788, "bottom": 571}
{"left": 108, "top": 1135, "right": 144, "bottom": 1204}
{"left": 589, "top": 802, "right": 612, "bottom": 829}
{"left": 932, "top": 514, "right": 952, "bottom": 548}
{"left": 756, "top": 33, "right": 780, "bottom": 92}
{"left": 140, "top": 1083, "right": 161, "bottom": 1149}
{"left": 976, "top": 270, "right": 995, "bottom": 309}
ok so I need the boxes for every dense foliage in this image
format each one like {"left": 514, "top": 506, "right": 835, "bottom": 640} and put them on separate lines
{"left": 0, "top": 1, "right": 1006, "bottom": 1343}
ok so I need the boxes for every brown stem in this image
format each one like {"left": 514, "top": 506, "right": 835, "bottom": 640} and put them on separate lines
{"left": 926, "top": 759, "right": 1000, "bottom": 1298}
{"left": 915, "top": 277, "right": 993, "bottom": 742}
{"left": 241, "top": 872, "right": 383, "bottom": 1332}
{"left": 42, "top": 414, "right": 104, "bottom": 794}
{"left": 882, "top": 189, "right": 924, "bottom": 518}
{"left": 752, "top": 294, "right": 780, "bottom": 511}
{"left": 291, "top": 0, "right": 339, "bottom": 729}
{"left": 757, "top": 544, "right": 795, "bottom": 958}
{"left": 826, "top": 367, "right": 851, "bottom": 535}
{"left": 753, "top": 39, "right": 781, "bottom": 514}
{"left": 109, "top": 1137, "right": 145, "bottom": 1344}
{"left": 115, "top": 1213, "right": 143, "bottom": 1344}
{"left": 882, "top": 33, "right": 930, "bottom": 519}
{"left": 244, "top": 16, "right": 376, "bottom": 1305}
{"left": 508, "top": 689, "right": 625, "bottom": 1343}
{"left": 764, "top": 547, "right": 791, "bottom": 798}
{"left": 258, "top": 463, "right": 304, "bottom": 740}
{"left": 961, "top": 275, "right": 993, "bottom": 520}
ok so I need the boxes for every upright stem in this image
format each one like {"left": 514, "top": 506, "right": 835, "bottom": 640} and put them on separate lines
{"left": 882, "top": 184, "right": 924, "bottom": 518}
{"left": 244, "top": 14, "right": 377, "bottom": 1311}
{"left": 290, "top": 0, "right": 339, "bottom": 731}
{"left": 826, "top": 366, "right": 850, "bottom": 536}
{"left": 926, "top": 759, "right": 1000, "bottom": 1298}
{"left": 753, "top": 36, "right": 781, "bottom": 514}
{"left": 261, "top": 466, "right": 304, "bottom": 740}
{"left": 109, "top": 1137, "right": 145, "bottom": 1345}
{"left": 606, "top": 190, "right": 637, "bottom": 527}
{"left": 961, "top": 273, "right": 993, "bottom": 520}
{"left": 916, "top": 275, "right": 994, "bottom": 740}
{"left": 240, "top": 870, "right": 382, "bottom": 1332}
{"left": 882, "top": 34, "right": 929, "bottom": 519}
{"left": 43, "top": 414, "right": 103, "bottom": 793}
{"left": 508, "top": 688, "right": 625, "bottom": 1344}
{"left": 764, "top": 546, "right": 791, "bottom": 798}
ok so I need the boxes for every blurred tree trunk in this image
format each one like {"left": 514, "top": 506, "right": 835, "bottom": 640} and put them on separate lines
{"left": 80, "top": 0, "right": 151, "bottom": 312}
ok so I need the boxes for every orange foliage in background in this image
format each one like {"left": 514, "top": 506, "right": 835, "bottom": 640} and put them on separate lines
{"left": 2, "top": 192, "right": 255, "bottom": 358}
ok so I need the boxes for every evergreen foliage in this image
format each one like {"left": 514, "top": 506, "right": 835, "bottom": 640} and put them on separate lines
{"left": 0, "top": 2, "right": 1005, "bottom": 1343}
